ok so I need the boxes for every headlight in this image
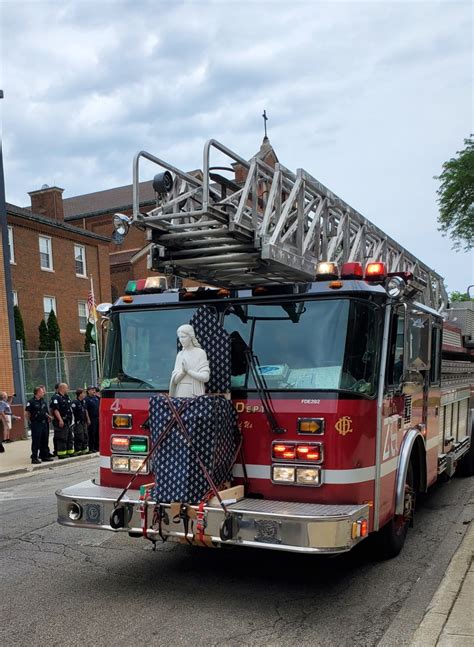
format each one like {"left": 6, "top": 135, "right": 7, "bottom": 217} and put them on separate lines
{"left": 129, "top": 457, "right": 147, "bottom": 473}
{"left": 296, "top": 467, "right": 321, "bottom": 485}
{"left": 272, "top": 466, "right": 296, "bottom": 483}
{"left": 111, "top": 456, "right": 130, "bottom": 472}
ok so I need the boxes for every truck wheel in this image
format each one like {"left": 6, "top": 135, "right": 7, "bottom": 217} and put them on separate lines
{"left": 457, "top": 415, "right": 474, "bottom": 477}
{"left": 376, "top": 460, "right": 415, "bottom": 560}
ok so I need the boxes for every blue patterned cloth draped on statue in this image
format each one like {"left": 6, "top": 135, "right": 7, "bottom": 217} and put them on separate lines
{"left": 190, "top": 306, "right": 231, "bottom": 394}
{"left": 149, "top": 395, "right": 239, "bottom": 504}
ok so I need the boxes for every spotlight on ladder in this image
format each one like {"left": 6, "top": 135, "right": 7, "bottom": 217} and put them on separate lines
{"left": 152, "top": 171, "right": 173, "bottom": 194}
{"left": 112, "top": 213, "right": 132, "bottom": 244}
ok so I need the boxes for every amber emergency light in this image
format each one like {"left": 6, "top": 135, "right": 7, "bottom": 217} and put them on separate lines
{"left": 364, "top": 262, "right": 387, "bottom": 282}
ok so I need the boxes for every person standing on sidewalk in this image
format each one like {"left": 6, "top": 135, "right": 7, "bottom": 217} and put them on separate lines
{"left": 49, "top": 383, "right": 60, "bottom": 456}
{"left": 0, "top": 408, "right": 8, "bottom": 453}
{"left": 85, "top": 386, "right": 100, "bottom": 453}
{"left": 0, "top": 391, "right": 21, "bottom": 442}
{"left": 71, "top": 388, "right": 90, "bottom": 455}
{"left": 51, "top": 383, "right": 74, "bottom": 459}
{"left": 25, "top": 386, "right": 53, "bottom": 464}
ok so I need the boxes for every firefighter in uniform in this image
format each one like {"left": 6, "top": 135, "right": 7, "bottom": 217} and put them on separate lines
{"left": 71, "top": 388, "right": 90, "bottom": 455}
{"left": 85, "top": 386, "right": 100, "bottom": 453}
{"left": 49, "top": 383, "right": 60, "bottom": 456}
{"left": 25, "top": 385, "right": 53, "bottom": 464}
{"left": 51, "top": 383, "right": 74, "bottom": 459}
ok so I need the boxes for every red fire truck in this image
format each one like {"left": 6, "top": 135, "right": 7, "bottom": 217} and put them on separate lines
{"left": 56, "top": 139, "right": 474, "bottom": 558}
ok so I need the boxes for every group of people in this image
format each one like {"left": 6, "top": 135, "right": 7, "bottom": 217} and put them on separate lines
{"left": 25, "top": 384, "right": 100, "bottom": 464}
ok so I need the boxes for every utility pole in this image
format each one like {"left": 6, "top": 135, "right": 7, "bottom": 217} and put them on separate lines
{"left": 0, "top": 90, "right": 22, "bottom": 400}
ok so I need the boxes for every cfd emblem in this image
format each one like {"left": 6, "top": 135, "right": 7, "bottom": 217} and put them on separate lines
{"left": 335, "top": 416, "right": 353, "bottom": 436}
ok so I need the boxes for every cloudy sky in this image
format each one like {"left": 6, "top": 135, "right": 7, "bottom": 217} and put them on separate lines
{"left": 0, "top": 0, "right": 472, "bottom": 292}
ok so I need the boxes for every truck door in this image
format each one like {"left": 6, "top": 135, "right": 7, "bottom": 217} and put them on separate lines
{"left": 405, "top": 309, "right": 431, "bottom": 429}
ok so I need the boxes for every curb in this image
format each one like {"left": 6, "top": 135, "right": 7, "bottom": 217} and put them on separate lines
{"left": 410, "top": 522, "right": 474, "bottom": 646}
{"left": 0, "top": 451, "right": 98, "bottom": 479}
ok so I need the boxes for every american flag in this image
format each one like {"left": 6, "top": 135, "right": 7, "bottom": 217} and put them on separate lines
{"left": 87, "top": 286, "right": 97, "bottom": 323}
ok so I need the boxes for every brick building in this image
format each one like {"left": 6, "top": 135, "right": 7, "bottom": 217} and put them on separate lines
{"left": 62, "top": 181, "right": 158, "bottom": 301}
{"left": 62, "top": 137, "right": 278, "bottom": 297}
{"left": 6, "top": 186, "right": 111, "bottom": 352}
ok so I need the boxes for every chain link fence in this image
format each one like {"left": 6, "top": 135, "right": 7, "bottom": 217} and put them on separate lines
{"left": 17, "top": 342, "right": 98, "bottom": 401}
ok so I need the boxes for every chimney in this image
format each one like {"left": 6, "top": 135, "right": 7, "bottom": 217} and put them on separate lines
{"left": 28, "top": 185, "right": 65, "bottom": 222}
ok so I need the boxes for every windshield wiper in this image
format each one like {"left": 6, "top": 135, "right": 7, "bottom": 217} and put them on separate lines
{"left": 116, "top": 372, "right": 155, "bottom": 389}
{"left": 244, "top": 349, "right": 286, "bottom": 435}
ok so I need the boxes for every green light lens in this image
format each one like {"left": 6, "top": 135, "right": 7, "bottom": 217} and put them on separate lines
{"left": 129, "top": 437, "right": 148, "bottom": 453}
{"left": 125, "top": 280, "right": 137, "bottom": 294}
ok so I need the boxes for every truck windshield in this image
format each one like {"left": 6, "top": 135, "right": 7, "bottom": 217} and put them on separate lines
{"left": 102, "top": 299, "right": 381, "bottom": 395}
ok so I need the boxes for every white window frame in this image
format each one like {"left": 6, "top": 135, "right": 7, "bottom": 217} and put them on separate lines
{"left": 78, "top": 301, "right": 88, "bottom": 333}
{"left": 12, "top": 290, "right": 18, "bottom": 307}
{"left": 74, "top": 244, "right": 87, "bottom": 278}
{"left": 43, "top": 296, "right": 57, "bottom": 321}
{"left": 39, "top": 236, "right": 53, "bottom": 271}
{"left": 8, "top": 226, "right": 15, "bottom": 264}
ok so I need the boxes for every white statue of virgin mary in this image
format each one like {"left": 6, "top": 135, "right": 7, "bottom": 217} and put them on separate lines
{"left": 169, "top": 324, "right": 210, "bottom": 398}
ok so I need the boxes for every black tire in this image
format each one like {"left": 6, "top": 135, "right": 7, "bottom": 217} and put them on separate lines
{"left": 457, "top": 415, "right": 474, "bottom": 477}
{"left": 375, "top": 460, "right": 415, "bottom": 560}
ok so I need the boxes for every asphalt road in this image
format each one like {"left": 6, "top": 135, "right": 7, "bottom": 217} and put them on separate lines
{"left": 1, "top": 461, "right": 473, "bottom": 647}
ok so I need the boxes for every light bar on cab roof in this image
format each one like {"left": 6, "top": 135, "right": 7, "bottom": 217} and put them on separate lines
{"left": 125, "top": 277, "right": 166, "bottom": 295}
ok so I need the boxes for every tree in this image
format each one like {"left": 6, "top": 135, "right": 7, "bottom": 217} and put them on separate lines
{"left": 450, "top": 291, "right": 473, "bottom": 302}
{"left": 46, "top": 309, "right": 62, "bottom": 351}
{"left": 435, "top": 136, "right": 474, "bottom": 251}
{"left": 38, "top": 319, "right": 49, "bottom": 351}
{"left": 14, "top": 305, "right": 26, "bottom": 348}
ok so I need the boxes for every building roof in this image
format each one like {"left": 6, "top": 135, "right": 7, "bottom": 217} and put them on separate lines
{"left": 109, "top": 248, "right": 142, "bottom": 266}
{"left": 63, "top": 170, "right": 203, "bottom": 221}
{"left": 252, "top": 136, "right": 279, "bottom": 163}
{"left": 63, "top": 180, "right": 156, "bottom": 220}
{"left": 7, "top": 203, "right": 111, "bottom": 243}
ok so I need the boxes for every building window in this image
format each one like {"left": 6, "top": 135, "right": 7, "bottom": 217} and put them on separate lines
{"left": 12, "top": 290, "right": 18, "bottom": 306}
{"left": 39, "top": 236, "right": 53, "bottom": 271}
{"left": 43, "top": 296, "right": 56, "bottom": 321}
{"left": 8, "top": 226, "right": 15, "bottom": 264}
{"left": 78, "top": 301, "right": 88, "bottom": 332}
{"left": 74, "top": 244, "right": 87, "bottom": 277}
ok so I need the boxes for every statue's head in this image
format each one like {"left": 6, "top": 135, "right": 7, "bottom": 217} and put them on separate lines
{"left": 177, "top": 324, "right": 201, "bottom": 348}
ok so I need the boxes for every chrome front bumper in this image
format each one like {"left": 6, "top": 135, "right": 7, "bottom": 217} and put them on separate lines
{"left": 56, "top": 480, "right": 369, "bottom": 554}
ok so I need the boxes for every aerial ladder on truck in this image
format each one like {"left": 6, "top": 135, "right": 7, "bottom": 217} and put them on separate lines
{"left": 120, "top": 138, "right": 448, "bottom": 312}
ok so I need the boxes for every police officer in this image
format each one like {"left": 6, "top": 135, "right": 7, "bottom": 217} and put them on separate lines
{"left": 51, "top": 383, "right": 74, "bottom": 459}
{"left": 71, "top": 388, "right": 90, "bottom": 454}
{"left": 85, "top": 386, "right": 100, "bottom": 453}
{"left": 49, "top": 383, "right": 60, "bottom": 456}
{"left": 25, "top": 385, "right": 53, "bottom": 464}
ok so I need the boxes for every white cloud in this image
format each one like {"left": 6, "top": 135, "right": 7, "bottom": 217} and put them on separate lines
{"left": 0, "top": 0, "right": 472, "bottom": 290}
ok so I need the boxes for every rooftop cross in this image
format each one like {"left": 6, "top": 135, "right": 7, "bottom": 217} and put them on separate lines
{"left": 262, "top": 109, "right": 268, "bottom": 138}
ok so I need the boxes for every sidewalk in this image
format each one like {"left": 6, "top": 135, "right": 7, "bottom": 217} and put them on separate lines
{"left": 0, "top": 434, "right": 97, "bottom": 478}
{"left": 411, "top": 521, "right": 474, "bottom": 646}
